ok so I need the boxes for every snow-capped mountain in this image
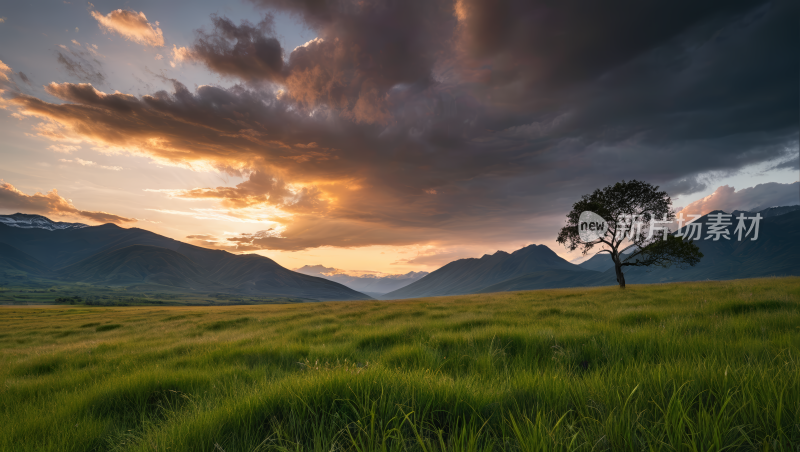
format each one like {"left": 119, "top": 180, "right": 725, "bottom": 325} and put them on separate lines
{"left": 0, "top": 213, "right": 88, "bottom": 231}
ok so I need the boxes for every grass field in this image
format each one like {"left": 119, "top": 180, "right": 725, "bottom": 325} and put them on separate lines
{"left": 1, "top": 277, "right": 798, "bottom": 451}
{"left": 0, "top": 283, "right": 314, "bottom": 306}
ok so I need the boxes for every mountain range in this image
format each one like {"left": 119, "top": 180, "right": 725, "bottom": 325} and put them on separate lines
{"left": 294, "top": 265, "right": 428, "bottom": 297}
{"left": 385, "top": 206, "right": 800, "bottom": 298}
{"left": 0, "top": 214, "right": 369, "bottom": 301}
{"left": 2, "top": 205, "right": 798, "bottom": 302}
{"left": 384, "top": 244, "right": 587, "bottom": 299}
{"left": 0, "top": 213, "right": 88, "bottom": 231}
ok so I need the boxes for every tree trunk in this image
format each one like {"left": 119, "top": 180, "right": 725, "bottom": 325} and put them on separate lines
{"left": 614, "top": 261, "right": 626, "bottom": 289}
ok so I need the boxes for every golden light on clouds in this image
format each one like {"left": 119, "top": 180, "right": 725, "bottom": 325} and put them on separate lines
{"left": 0, "top": 0, "right": 795, "bottom": 275}
{"left": 0, "top": 181, "right": 135, "bottom": 224}
{"left": 90, "top": 9, "right": 164, "bottom": 47}
{"left": 0, "top": 60, "right": 11, "bottom": 81}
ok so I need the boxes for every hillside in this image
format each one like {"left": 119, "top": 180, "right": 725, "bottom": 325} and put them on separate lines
{"left": 577, "top": 205, "right": 800, "bottom": 274}
{"left": 385, "top": 244, "right": 589, "bottom": 299}
{"left": 0, "top": 242, "right": 52, "bottom": 280}
{"left": 205, "top": 254, "right": 370, "bottom": 300}
{"left": 0, "top": 219, "right": 370, "bottom": 301}
{"left": 58, "top": 245, "right": 216, "bottom": 289}
{"left": 483, "top": 209, "right": 800, "bottom": 293}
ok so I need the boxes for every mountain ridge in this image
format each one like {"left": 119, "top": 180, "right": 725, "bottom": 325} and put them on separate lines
{"left": 0, "top": 221, "right": 370, "bottom": 301}
{"left": 389, "top": 207, "right": 800, "bottom": 298}
{"left": 384, "top": 244, "right": 590, "bottom": 299}
{"left": 0, "top": 213, "right": 88, "bottom": 231}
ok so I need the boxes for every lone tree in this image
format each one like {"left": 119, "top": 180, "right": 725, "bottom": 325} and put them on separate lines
{"left": 557, "top": 180, "right": 702, "bottom": 288}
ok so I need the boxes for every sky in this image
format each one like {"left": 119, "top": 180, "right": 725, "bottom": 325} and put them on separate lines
{"left": 0, "top": 0, "right": 797, "bottom": 274}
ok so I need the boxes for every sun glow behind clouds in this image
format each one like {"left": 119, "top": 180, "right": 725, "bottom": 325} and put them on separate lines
{"left": 0, "top": 0, "right": 797, "bottom": 275}
{"left": 148, "top": 207, "right": 288, "bottom": 225}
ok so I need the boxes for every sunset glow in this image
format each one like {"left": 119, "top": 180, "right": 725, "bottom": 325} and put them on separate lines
{"left": 0, "top": 0, "right": 797, "bottom": 275}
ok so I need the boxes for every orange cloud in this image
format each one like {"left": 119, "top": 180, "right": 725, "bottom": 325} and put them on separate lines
{"left": 11, "top": 82, "right": 292, "bottom": 170}
{"left": 169, "top": 45, "right": 192, "bottom": 67}
{"left": 152, "top": 171, "right": 328, "bottom": 213}
{"left": 90, "top": 9, "right": 164, "bottom": 47}
{"left": 0, "top": 60, "right": 11, "bottom": 81}
{"left": 0, "top": 181, "right": 135, "bottom": 224}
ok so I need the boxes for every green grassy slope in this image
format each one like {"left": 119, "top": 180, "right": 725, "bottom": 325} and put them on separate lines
{"left": 0, "top": 277, "right": 798, "bottom": 451}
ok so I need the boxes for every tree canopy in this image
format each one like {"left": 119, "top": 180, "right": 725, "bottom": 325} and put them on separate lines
{"left": 557, "top": 180, "right": 703, "bottom": 288}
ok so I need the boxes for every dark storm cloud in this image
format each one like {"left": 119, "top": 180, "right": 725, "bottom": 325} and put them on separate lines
{"left": 191, "top": 14, "right": 285, "bottom": 83}
{"left": 452, "top": 0, "right": 765, "bottom": 88}
{"left": 188, "top": 1, "right": 452, "bottom": 123}
{"left": 9, "top": 0, "right": 799, "bottom": 251}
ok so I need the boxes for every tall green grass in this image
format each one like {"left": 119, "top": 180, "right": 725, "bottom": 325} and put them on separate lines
{"left": 1, "top": 277, "right": 798, "bottom": 451}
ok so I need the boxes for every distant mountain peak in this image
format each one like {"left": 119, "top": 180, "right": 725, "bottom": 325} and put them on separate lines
{"left": 386, "top": 242, "right": 585, "bottom": 299}
{"left": 0, "top": 213, "right": 88, "bottom": 231}
{"left": 294, "top": 264, "right": 429, "bottom": 295}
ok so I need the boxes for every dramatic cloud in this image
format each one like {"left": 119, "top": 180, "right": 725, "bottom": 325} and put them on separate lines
{"left": 155, "top": 171, "right": 327, "bottom": 213}
{"left": 679, "top": 182, "right": 800, "bottom": 217}
{"left": 6, "top": 0, "right": 798, "bottom": 252}
{"left": 191, "top": 15, "right": 284, "bottom": 82}
{"left": 0, "top": 181, "right": 135, "bottom": 224}
{"left": 186, "top": 1, "right": 451, "bottom": 123}
{"left": 90, "top": 9, "right": 164, "bottom": 47}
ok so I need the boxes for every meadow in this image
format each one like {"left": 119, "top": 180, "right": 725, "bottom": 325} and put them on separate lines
{"left": 1, "top": 277, "right": 798, "bottom": 451}
{"left": 0, "top": 283, "right": 313, "bottom": 306}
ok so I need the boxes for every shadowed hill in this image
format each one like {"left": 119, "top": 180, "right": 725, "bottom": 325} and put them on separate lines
{"left": 206, "top": 254, "right": 374, "bottom": 300}
{"left": 0, "top": 222, "right": 371, "bottom": 301}
{"left": 58, "top": 245, "right": 215, "bottom": 288}
{"left": 483, "top": 209, "right": 800, "bottom": 293}
{"left": 0, "top": 242, "right": 53, "bottom": 280}
{"left": 578, "top": 205, "right": 800, "bottom": 274}
{"left": 385, "top": 244, "right": 591, "bottom": 299}
{"left": 477, "top": 268, "right": 603, "bottom": 293}
{"left": 0, "top": 223, "right": 193, "bottom": 269}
